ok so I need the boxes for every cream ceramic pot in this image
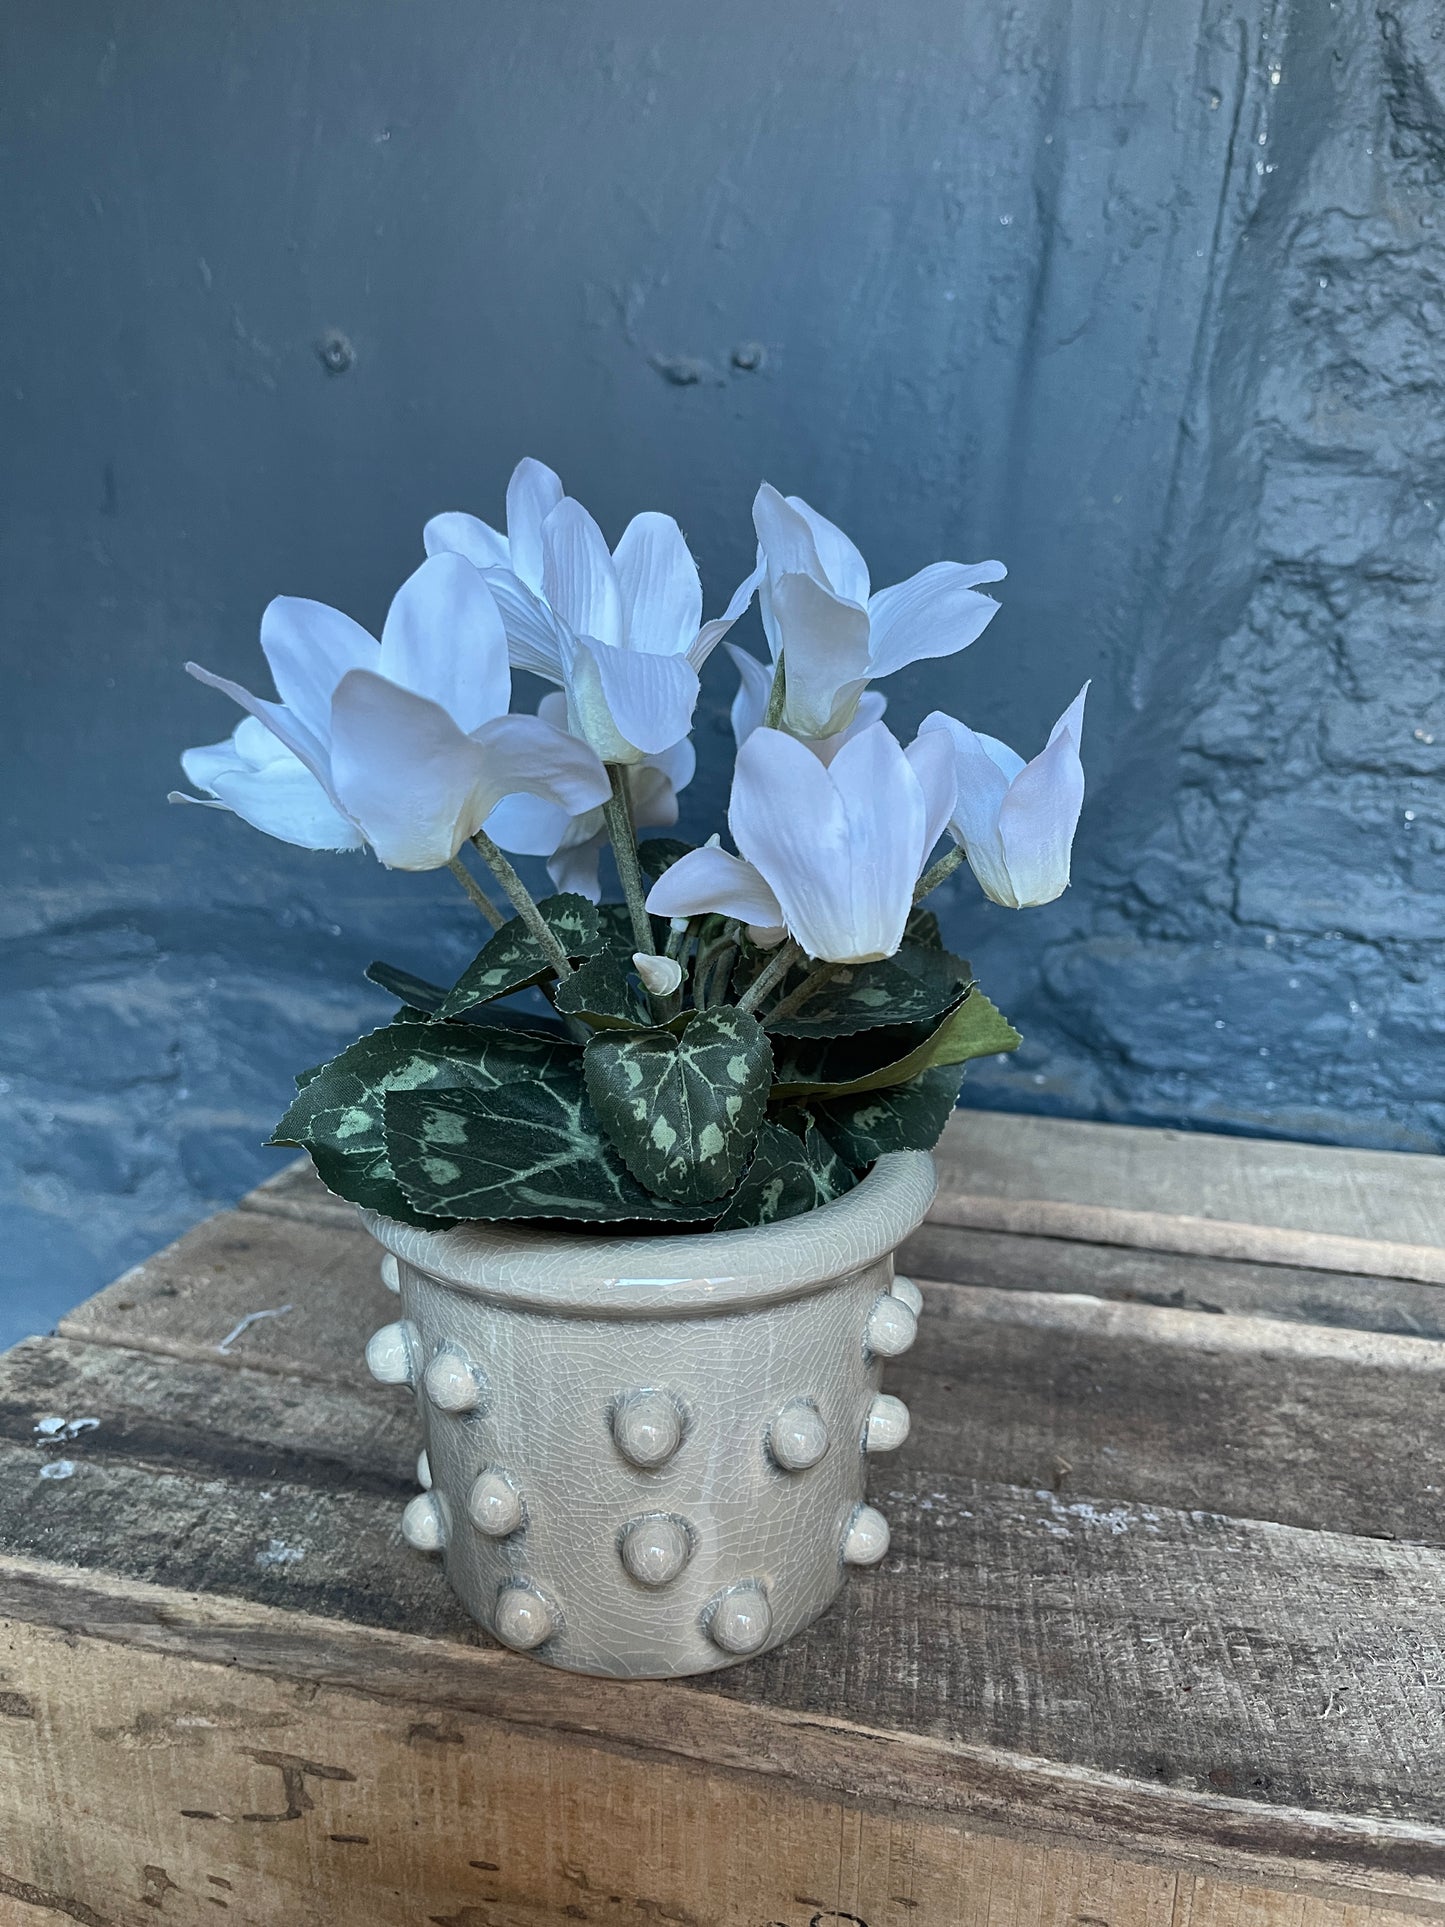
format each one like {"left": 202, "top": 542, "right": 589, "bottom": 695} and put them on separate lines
{"left": 361, "top": 1149, "right": 936, "bottom": 1678}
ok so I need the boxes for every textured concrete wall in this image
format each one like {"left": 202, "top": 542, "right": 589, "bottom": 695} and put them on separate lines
{"left": 3, "top": 0, "right": 1441, "bottom": 1343}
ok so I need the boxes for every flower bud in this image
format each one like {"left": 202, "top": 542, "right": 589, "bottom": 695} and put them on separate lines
{"left": 632, "top": 951, "right": 684, "bottom": 996}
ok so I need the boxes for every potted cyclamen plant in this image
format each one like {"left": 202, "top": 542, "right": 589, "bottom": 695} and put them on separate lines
{"left": 174, "top": 460, "right": 1087, "bottom": 1678}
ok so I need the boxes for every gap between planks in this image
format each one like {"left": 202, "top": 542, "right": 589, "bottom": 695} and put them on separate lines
{"left": 1, "top": 1554, "right": 1444, "bottom": 1910}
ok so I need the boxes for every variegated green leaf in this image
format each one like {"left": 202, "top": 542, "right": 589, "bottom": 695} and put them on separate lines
{"left": 436, "top": 895, "right": 601, "bottom": 1018}
{"left": 811, "top": 1061, "right": 969, "bottom": 1167}
{"left": 584, "top": 1007, "right": 773, "bottom": 1204}
{"left": 271, "top": 1018, "right": 579, "bottom": 1224}
{"left": 771, "top": 986, "right": 1021, "bottom": 1100}
{"left": 767, "top": 939, "right": 970, "bottom": 1038}
{"left": 383, "top": 1078, "right": 700, "bottom": 1224}
{"left": 713, "top": 1118, "right": 857, "bottom": 1230}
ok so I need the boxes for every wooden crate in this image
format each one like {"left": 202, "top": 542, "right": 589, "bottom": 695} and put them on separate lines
{"left": 0, "top": 1112, "right": 1442, "bottom": 1927}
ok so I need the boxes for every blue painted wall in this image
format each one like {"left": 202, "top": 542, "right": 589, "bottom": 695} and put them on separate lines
{"left": 3, "top": 0, "right": 1442, "bottom": 1344}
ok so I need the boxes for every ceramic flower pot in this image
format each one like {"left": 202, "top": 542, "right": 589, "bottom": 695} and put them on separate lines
{"left": 361, "top": 1148, "right": 936, "bottom": 1678}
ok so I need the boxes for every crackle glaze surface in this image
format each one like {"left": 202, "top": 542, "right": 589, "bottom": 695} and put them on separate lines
{"left": 361, "top": 1150, "right": 936, "bottom": 1677}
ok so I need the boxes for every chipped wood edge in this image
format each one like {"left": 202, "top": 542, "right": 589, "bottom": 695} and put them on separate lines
{"left": 930, "top": 1191, "right": 1445, "bottom": 1286}
{"left": 1, "top": 1554, "right": 1441, "bottom": 1908}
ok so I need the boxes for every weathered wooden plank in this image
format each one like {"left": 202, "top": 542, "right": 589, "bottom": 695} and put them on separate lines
{"left": 936, "top": 1115, "right": 1445, "bottom": 1276}
{"left": 1, "top": 1599, "right": 1438, "bottom": 1927}
{"left": 0, "top": 1400, "right": 1441, "bottom": 1836}
{"left": 40, "top": 1209, "right": 1445, "bottom": 1547}
{"left": 898, "top": 1285, "right": 1445, "bottom": 1546}
{"left": 238, "top": 1154, "right": 352, "bottom": 1224}
{"left": 897, "top": 1224, "right": 1445, "bottom": 1341}
{"left": 57, "top": 1208, "right": 391, "bottom": 1382}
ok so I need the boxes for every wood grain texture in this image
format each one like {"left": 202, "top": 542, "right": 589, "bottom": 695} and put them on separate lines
{"left": 937, "top": 1116, "right": 1445, "bottom": 1249}
{"left": 0, "top": 1564, "right": 1441, "bottom": 1911}
{"left": 11, "top": 1120, "right": 1445, "bottom": 1919}
{"left": 935, "top": 1117, "right": 1445, "bottom": 1280}
{"left": 897, "top": 1225, "right": 1445, "bottom": 1341}
{"left": 1, "top": 1598, "right": 1439, "bottom": 1927}
{"left": 0, "top": 1333, "right": 1442, "bottom": 1835}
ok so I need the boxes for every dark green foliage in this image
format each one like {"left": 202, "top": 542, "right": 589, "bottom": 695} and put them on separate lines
{"left": 584, "top": 1008, "right": 773, "bottom": 1204}
{"left": 280, "top": 894, "right": 1022, "bottom": 1231}
{"left": 436, "top": 895, "right": 600, "bottom": 1018}
{"left": 713, "top": 1118, "right": 857, "bottom": 1230}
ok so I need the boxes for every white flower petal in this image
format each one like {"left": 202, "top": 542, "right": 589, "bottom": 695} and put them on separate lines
{"left": 687, "top": 558, "right": 763, "bottom": 670}
{"left": 537, "top": 689, "right": 570, "bottom": 730}
{"left": 473, "top": 712, "right": 615, "bottom": 819}
{"left": 920, "top": 711, "right": 1016, "bottom": 904}
{"left": 483, "top": 788, "right": 574, "bottom": 858}
{"left": 752, "top": 484, "right": 827, "bottom": 586}
{"left": 570, "top": 636, "right": 699, "bottom": 759}
{"left": 995, "top": 708, "right": 1087, "bottom": 907}
{"left": 378, "top": 553, "right": 510, "bottom": 734}
{"left": 865, "top": 560, "right": 1006, "bottom": 680}
{"left": 648, "top": 731, "right": 695, "bottom": 800}
{"left": 480, "top": 568, "right": 570, "bottom": 681}
{"left": 729, "top": 724, "right": 920, "bottom": 962}
{"left": 612, "top": 512, "right": 702, "bottom": 656}
{"left": 826, "top": 723, "right": 928, "bottom": 958}
{"left": 726, "top": 642, "right": 773, "bottom": 745}
{"left": 547, "top": 830, "right": 606, "bottom": 901}
{"left": 633, "top": 951, "right": 683, "bottom": 995}
{"left": 423, "top": 511, "right": 510, "bottom": 570}
{"left": 328, "top": 670, "right": 503, "bottom": 869}
{"left": 768, "top": 571, "right": 872, "bottom": 739}
{"left": 1048, "top": 680, "right": 1090, "bottom": 750}
{"left": 258, "top": 595, "right": 378, "bottom": 746}
{"left": 505, "top": 458, "right": 564, "bottom": 594}
{"left": 184, "top": 662, "right": 335, "bottom": 797}
{"left": 783, "top": 494, "right": 870, "bottom": 604}
{"left": 179, "top": 749, "right": 363, "bottom": 852}
{"left": 973, "top": 730, "right": 1028, "bottom": 781}
{"left": 643, "top": 844, "right": 784, "bottom": 929}
{"left": 905, "top": 724, "right": 960, "bottom": 861}
{"left": 807, "top": 689, "right": 890, "bottom": 766}
{"left": 542, "top": 498, "right": 623, "bottom": 649}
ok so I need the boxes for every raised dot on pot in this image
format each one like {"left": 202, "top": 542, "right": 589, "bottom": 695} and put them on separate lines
{"left": 423, "top": 1343, "right": 487, "bottom": 1414}
{"left": 767, "top": 1399, "right": 830, "bottom": 1471}
{"left": 611, "top": 1389, "right": 684, "bottom": 1468}
{"left": 495, "top": 1583, "right": 555, "bottom": 1651}
{"left": 842, "top": 1504, "right": 890, "bottom": 1567}
{"left": 864, "top": 1394, "right": 911, "bottom": 1454}
{"left": 890, "top": 1274, "right": 923, "bottom": 1316}
{"left": 706, "top": 1582, "right": 771, "bottom": 1655}
{"left": 365, "top": 1319, "right": 419, "bottom": 1387}
{"left": 619, "top": 1513, "right": 692, "bottom": 1587}
{"left": 401, "top": 1491, "right": 447, "bottom": 1553}
{"left": 467, "top": 1468, "right": 524, "bottom": 1538}
{"left": 864, "top": 1293, "right": 917, "bottom": 1360}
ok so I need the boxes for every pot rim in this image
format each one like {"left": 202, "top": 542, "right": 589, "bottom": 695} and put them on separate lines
{"left": 361, "top": 1149, "right": 936, "bottom": 1318}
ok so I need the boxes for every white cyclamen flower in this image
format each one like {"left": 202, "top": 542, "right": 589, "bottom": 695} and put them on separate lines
{"left": 921, "top": 685, "right": 1088, "bottom": 908}
{"left": 482, "top": 692, "right": 695, "bottom": 901}
{"left": 645, "top": 722, "right": 956, "bottom": 965}
{"left": 726, "top": 642, "right": 886, "bottom": 761}
{"left": 178, "top": 553, "right": 611, "bottom": 870}
{"left": 751, "top": 483, "right": 1006, "bottom": 740}
{"left": 174, "top": 716, "right": 364, "bottom": 852}
{"left": 423, "top": 455, "right": 563, "bottom": 594}
{"left": 428, "top": 467, "right": 755, "bottom": 764}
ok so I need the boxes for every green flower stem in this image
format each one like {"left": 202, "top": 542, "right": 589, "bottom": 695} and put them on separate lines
{"left": 914, "top": 845, "right": 965, "bottom": 901}
{"left": 470, "top": 828, "right": 575, "bottom": 980}
{"left": 763, "top": 656, "right": 787, "bottom": 730}
{"left": 763, "top": 960, "right": 838, "bottom": 1027}
{"left": 700, "top": 943, "right": 738, "bottom": 1012}
{"left": 603, "top": 765, "right": 657, "bottom": 961}
{"left": 664, "top": 915, "right": 696, "bottom": 964}
{"left": 735, "top": 938, "right": 803, "bottom": 1015}
{"left": 447, "top": 856, "right": 504, "bottom": 929}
